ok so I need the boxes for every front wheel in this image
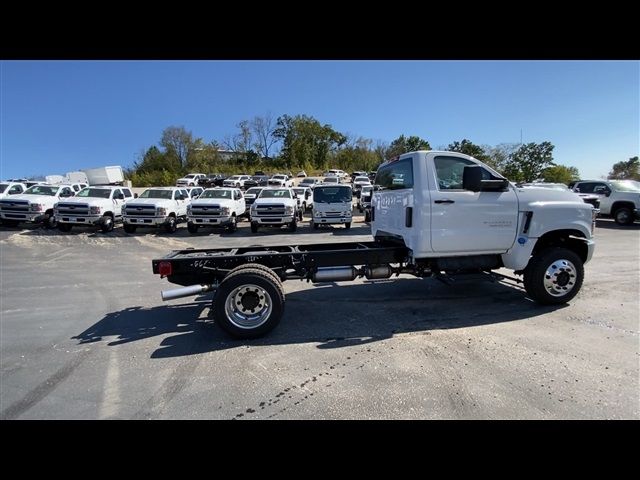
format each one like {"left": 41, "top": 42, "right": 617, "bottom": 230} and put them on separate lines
{"left": 312, "top": 221, "right": 319, "bottom": 230}
{"left": 288, "top": 217, "right": 297, "bottom": 232}
{"left": 344, "top": 222, "right": 351, "bottom": 229}
{"left": 165, "top": 216, "right": 177, "bottom": 233}
{"left": 187, "top": 222, "right": 199, "bottom": 234}
{"left": 212, "top": 268, "right": 285, "bottom": 338}
{"left": 364, "top": 210, "right": 371, "bottom": 222}
{"left": 251, "top": 222, "right": 259, "bottom": 233}
{"left": 100, "top": 215, "right": 114, "bottom": 233}
{"left": 614, "top": 207, "right": 633, "bottom": 226}
{"left": 123, "top": 223, "right": 137, "bottom": 234}
{"left": 43, "top": 212, "right": 57, "bottom": 229}
{"left": 58, "top": 223, "right": 72, "bottom": 232}
{"left": 227, "top": 215, "right": 238, "bottom": 233}
{"left": 523, "top": 247, "right": 584, "bottom": 305}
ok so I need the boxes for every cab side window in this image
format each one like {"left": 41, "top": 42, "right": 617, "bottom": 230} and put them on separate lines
{"left": 8, "top": 185, "right": 23, "bottom": 194}
{"left": 375, "top": 158, "right": 414, "bottom": 190}
{"left": 235, "top": 190, "right": 243, "bottom": 200}
{"left": 122, "top": 188, "right": 132, "bottom": 198}
{"left": 434, "top": 156, "right": 492, "bottom": 190}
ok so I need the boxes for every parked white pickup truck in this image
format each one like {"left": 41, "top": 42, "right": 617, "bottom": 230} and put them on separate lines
{"left": 55, "top": 186, "right": 134, "bottom": 233}
{"left": 187, "top": 188, "right": 246, "bottom": 234}
{"left": 571, "top": 179, "right": 639, "bottom": 225}
{"left": 311, "top": 184, "right": 353, "bottom": 229}
{"left": 0, "top": 184, "right": 76, "bottom": 228}
{"left": 292, "top": 186, "right": 313, "bottom": 212}
{"left": 176, "top": 173, "right": 206, "bottom": 187}
{"left": 268, "top": 174, "right": 294, "bottom": 188}
{"left": 223, "top": 175, "right": 252, "bottom": 188}
{"left": 122, "top": 187, "right": 190, "bottom": 233}
{"left": 250, "top": 188, "right": 299, "bottom": 233}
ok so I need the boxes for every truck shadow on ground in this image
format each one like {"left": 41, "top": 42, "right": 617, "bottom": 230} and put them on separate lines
{"left": 72, "top": 276, "right": 567, "bottom": 359}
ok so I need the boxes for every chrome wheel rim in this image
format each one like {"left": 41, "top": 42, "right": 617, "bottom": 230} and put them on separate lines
{"left": 543, "top": 259, "right": 578, "bottom": 297}
{"left": 224, "top": 284, "right": 272, "bottom": 329}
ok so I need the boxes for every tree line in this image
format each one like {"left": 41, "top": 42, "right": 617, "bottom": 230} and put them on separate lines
{"left": 125, "top": 113, "right": 638, "bottom": 187}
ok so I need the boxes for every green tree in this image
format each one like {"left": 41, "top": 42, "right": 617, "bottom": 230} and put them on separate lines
{"left": 541, "top": 165, "right": 580, "bottom": 184}
{"left": 502, "top": 141, "right": 555, "bottom": 182}
{"left": 386, "top": 134, "right": 431, "bottom": 157}
{"left": 447, "top": 139, "right": 491, "bottom": 164}
{"left": 135, "top": 146, "right": 181, "bottom": 174}
{"left": 607, "top": 156, "right": 640, "bottom": 180}
{"left": 160, "top": 126, "right": 197, "bottom": 168}
{"left": 273, "top": 114, "right": 346, "bottom": 169}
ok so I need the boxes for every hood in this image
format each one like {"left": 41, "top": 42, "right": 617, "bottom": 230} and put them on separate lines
{"left": 125, "top": 198, "right": 174, "bottom": 207}
{"left": 191, "top": 197, "right": 233, "bottom": 206}
{"left": 55, "top": 196, "right": 111, "bottom": 206}
{"left": 515, "top": 186, "right": 587, "bottom": 207}
{"left": 2, "top": 193, "right": 58, "bottom": 204}
{"left": 253, "top": 197, "right": 295, "bottom": 206}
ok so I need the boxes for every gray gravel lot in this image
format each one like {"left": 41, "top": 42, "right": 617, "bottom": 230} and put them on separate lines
{"left": 1, "top": 215, "right": 638, "bottom": 419}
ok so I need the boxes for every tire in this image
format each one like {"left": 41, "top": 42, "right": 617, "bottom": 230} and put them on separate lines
{"left": 288, "top": 217, "right": 297, "bottom": 232}
{"left": 364, "top": 210, "right": 371, "bottom": 222}
{"left": 614, "top": 207, "right": 633, "bottom": 226}
{"left": 298, "top": 209, "right": 304, "bottom": 221}
{"left": 123, "top": 223, "right": 137, "bottom": 234}
{"left": 1, "top": 220, "right": 19, "bottom": 228}
{"left": 345, "top": 222, "right": 351, "bottom": 229}
{"left": 523, "top": 247, "right": 584, "bottom": 305}
{"left": 58, "top": 223, "right": 72, "bottom": 232}
{"left": 43, "top": 212, "right": 57, "bottom": 229}
{"left": 251, "top": 222, "right": 259, "bottom": 233}
{"left": 312, "top": 221, "right": 319, "bottom": 230}
{"left": 165, "top": 216, "right": 177, "bottom": 233}
{"left": 100, "top": 215, "right": 114, "bottom": 233}
{"left": 228, "top": 215, "right": 238, "bottom": 233}
{"left": 228, "top": 263, "right": 284, "bottom": 289}
{"left": 187, "top": 222, "right": 199, "bottom": 234}
{"left": 212, "top": 268, "right": 285, "bottom": 338}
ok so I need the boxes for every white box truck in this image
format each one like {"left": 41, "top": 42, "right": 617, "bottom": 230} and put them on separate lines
{"left": 83, "top": 166, "right": 124, "bottom": 186}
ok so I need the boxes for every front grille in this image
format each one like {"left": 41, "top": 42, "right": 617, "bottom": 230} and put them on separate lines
{"left": 125, "top": 205, "right": 156, "bottom": 216}
{"left": 325, "top": 212, "right": 343, "bottom": 218}
{"left": 190, "top": 205, "right": 222, "bottom": 216}
{"left": 57, "top": 202, "right": 90, "bottom": 215}
{"left": 0, "top": 200, "right": 30, "bottom": 212}
{"left": 254, "top": 204, "right": 285, "bottom": 216}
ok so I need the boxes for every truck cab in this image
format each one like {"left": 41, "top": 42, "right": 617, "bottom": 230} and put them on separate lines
{"left": 372, "top": 151, "right": 595, "bottom": 272}
{"left": 187, "top": 187, "right": 246, "bottom": 234}
{"left": 0, "top": 182, "right": 27, "bottom": 199}
{"left": 122, "top": 187, "right": 190, "bottom": 233}
{"left": 55, "top": 186, "right": 132, "bottom": 233}
{"left": 311, "top": 184, "right": 353, "bottom": 229}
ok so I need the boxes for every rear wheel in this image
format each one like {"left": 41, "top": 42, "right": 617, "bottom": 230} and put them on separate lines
{"left": 524, "top": 247, "right": 584, "bottom": 305}
{"left": 100, "top": 215, "right": 114, "bottom": 233}
{"left": 165, "top": 216, "right": 177, "bottom": 233}
{"left": 58, "top": 223, "right": 72, "bottom": 232}
{"left": 187, "top": 222, "right": 199, "bottom": 234}
{"left": 123, "top": 223, "right": 137, "bottom": 234}
{"left": 614, "top": 207, "right": 633, "bottom": 226}
{"left": 212, "top": 268, "right": 285, "bottom": 338}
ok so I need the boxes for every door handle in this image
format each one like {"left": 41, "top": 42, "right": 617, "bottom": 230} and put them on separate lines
{"left": 434, "top": 199, "right": 455, "bottom": 204}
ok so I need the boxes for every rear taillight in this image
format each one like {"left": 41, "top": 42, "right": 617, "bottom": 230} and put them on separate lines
{"left": 158, "top": 261, "right": 173, "bottom": 276}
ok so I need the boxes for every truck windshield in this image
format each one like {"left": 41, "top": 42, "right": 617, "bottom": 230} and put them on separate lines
{"left": 139, "top": 189, "right": 173, "bottom": 199}
{"left": 200, "top": 190, "right": 232, "bottom": 199}
{"left": 259, "top": 189, "right": 291, "bottom": 199}
{"left": 184, "top": 174, "right": 197, "bottom": 179}
{"left": 610, "top": 180, "right": 640, "bottom": 192}
{"left": 355, "top": 177, "right": 370, "bottom": 183}
{"left": 314, "top": 187, "right": 351, "bottom": 203}
{"left": 0, "top": 184, "right": 8, "bottom": 193}
{"left": 245, "top": 188, "right": 263, "bottom": 195}
{"left": 227, "top": 176, "right": 241, "bottom": 181}
{"left": 24, "top": 185, "right": 59, "bottom": 196}
{"left": 293, "top": 188, "right": 306, "bottom": 196}
{"left": 76, "top": 188, "right": 112, "bottom": 198}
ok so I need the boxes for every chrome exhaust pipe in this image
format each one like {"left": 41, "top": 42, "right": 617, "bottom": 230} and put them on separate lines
{"left": 161, "top": 284, "right": 215, "bottom": 301}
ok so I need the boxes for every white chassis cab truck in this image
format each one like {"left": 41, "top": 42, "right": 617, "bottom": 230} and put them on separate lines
{"left": 311, "top": 184, "right": 353, "bottom": 229}
{"left": 152, "top": 151, "right": 596, "bottom": 339}
{"left": 250, "top": 188, "right": 299, "bottom": 233}
{"left": 55, "top": 186, "right": 133, "bottom": 233}
{"left": 187, "top": 187, "right": 246, "bottom": 234}
{"left": 0, "top": 184, "right": 76, "bottom": 228}
{"left": 122, "top": 187, "right": 190, "bottom": 233}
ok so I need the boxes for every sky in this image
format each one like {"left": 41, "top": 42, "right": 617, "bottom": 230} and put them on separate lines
{"left": 1, "top": 60, "right": 638, "bottom": 180}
